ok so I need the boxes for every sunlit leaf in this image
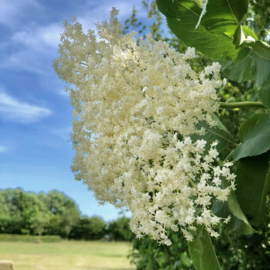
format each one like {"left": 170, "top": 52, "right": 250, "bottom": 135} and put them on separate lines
{"left": 188, "top": 226, "right": 221, "bottom": 270}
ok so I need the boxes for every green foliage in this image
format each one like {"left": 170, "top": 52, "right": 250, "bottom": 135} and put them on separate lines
{"left": 221, "top": 48, "right": 253, "bottom": 83}
{"left": 233, "top": 25, "right": 258, "bottom": 48}
{"left": 226, "top": 191, "right": 254, "bottom": 234}
{"left": 0, "top": 189, "right": 50, "bottom": 235}
{"left": 235, "top": 153, "right": 270, "bottom": 226}
{"left": 70, "top": 216, "right": 107, "bottom": 240}
{"left": 157, "top": 0, "right": 270, "bottom": 88}
{"left": 222, "top": 41, "right": 270, "bottom": 88}
{"left": 213, "top": 203, "right": 270, "bottom": 269}
{"left": 191, "top": 114, "right": 235, "bottom": 153}
{"left": 199, "top": 0, "right": 248, "bottom": 37}
{"left": 0, "top": 189, "right": 84, "bottom": 239}
{"left": 124, "top": 1, "right": 163, "bottom": 41}
{"left": 213, "top": 200, "right": 254, "bottom": 236}
{"left": 258, "top": 87, "right": 270, "bottom": 108}
{"left": 249, "top": 41, "right": 270, "bottom": 88}
{"left": 248, "top": 0, "right": 270, "bottom": 40}
{"left": 130, "top": 230, "right": 192, "bottom": 270}
{"left": 188, "top": 226, "right": 221, "bottom": 270}
{"left": 0, "top": 188, "right": 132, "bottom": 242}
{"left": 212, "top": 169, "right": 255, "bottom": 236}
{"left": 0, "top": 234, "right": 61, "bottom": 242}
{"left": 156, "top": 0, "right": 242, "bottom": 61}
{"left": 124, "top": 6, "right": 146, "bottom": 35}
{"left": 231, "top": 114, "right": 270, "bottom": 160}
{"left": 143, "top": 0, "right": 164, "bottom": 40}
{"left": 30, "top": 212, "right": 50, "bottom": 236}
{"left": 107, "top": 216, "right": 134, "bottom": 241}
{"left": 40, "top": 190, "right": 81, "bottom": 237}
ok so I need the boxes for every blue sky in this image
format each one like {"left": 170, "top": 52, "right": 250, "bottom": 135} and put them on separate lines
{"left": 0, "top": 0, "right": 150, "bottom": 221}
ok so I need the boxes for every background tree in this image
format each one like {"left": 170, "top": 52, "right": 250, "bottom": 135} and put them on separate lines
{"left": 107, "top": 217, "right": 134, "bottom": 242}
{"left": 41, "top": 190, "right": 81, "bottom": 238}
{"left": 0, "top": 188, "right": 131, "bottom": 242}
{"left": 70, "top": 216, "right": 106, "bottom": 240}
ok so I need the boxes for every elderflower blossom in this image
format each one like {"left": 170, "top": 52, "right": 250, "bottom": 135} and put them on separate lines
{"left": 53, "top": 8, "right": 235, "bottom": 245}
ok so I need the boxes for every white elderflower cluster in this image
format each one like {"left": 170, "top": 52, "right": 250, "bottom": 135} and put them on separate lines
{"left": 54, "top": 8, "right": 235, "bottom": 245}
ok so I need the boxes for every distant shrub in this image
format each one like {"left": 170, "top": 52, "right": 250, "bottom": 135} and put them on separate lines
{"left": 129, "top": 230, "right": 192, "bottom": 270}
{"left": 107, "top": 217, "right": 134, "bottom": 242}
{"left": 69, "top": 216, "right": 106, "bottom": 240}
{"left": 0, "top": 234, "right": 61, "bottom": 243}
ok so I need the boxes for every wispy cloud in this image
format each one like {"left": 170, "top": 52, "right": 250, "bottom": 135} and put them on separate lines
{"left": 2, "top": 0, "right": 145, "bottom": 74}
{"left": 0, "top": 146, "right": 8, "bottom": 153}
{"left": 0, "top": 91, "right": 52, "bottom": 123}
{"left": 76, "top": 0, "right": 146, "bottom": 33}
{"left": 12, "top": 23, "right": 62, "bottom": 51}
{"left": 0, "top": 0, "right": 42, "bottom": 27}
{"left": 1, "top": 23, "right": 62, "bottom": 74}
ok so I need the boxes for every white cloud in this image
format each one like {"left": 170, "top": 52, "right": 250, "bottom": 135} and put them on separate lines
{"left": 1, "top": 23, "right": 63, "bottom": 74}
{"left": 0, "top": 146, "right": 8, "bottom": 153}
{"left": 0, "top": 91, "right": 52, "bottom": 123}
{"left": 1, "top": 20, "right": 77, "bottom": 74}
{"left": 12, "top": 24, "right": 62, "bottom": 51}
{"left": 11, "top": 1, "right": 143, "bottom": 50}
{"left": 0, "top": 0, "right": 42, "bottom": 27}
{"left": 2, "top": 0, "right": 145, "bottom": 72}
{"left": 76, "top": 0, "right": 146, "bottom": 34}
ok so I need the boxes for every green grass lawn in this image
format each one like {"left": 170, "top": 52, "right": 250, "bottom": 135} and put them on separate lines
{"left": 0, "top": 241, "right": 135, "bottom": 270}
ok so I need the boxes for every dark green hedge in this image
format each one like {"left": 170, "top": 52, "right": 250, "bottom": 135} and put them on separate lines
{"left": 0, "top": 234, "right": 61, "bottom": 243}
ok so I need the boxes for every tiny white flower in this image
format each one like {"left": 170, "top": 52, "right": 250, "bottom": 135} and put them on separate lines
{"left": 230, "top": 181, "right": 237, "bottom": 191}
{"left": 224, "top": 216, "right": 231, "bottom": 224}
{"left": 213, "top": 177, "right": 221, "bottom": 186}
{"left": 213, "top": 166, "right": 222, "bottom": 176}
{"left": 54, "top": 7, "right": 233, "bottom": 246}
{"left": 224, "top": 161, "right": 233, "bottom": 167}
{"left": 211, "top": 141, "right": 219, "bottom": 147}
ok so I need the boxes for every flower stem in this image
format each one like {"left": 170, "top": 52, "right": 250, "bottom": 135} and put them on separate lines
{"left": 189, "top": 179, "right": 198, "bottom": 190}
{"left": 219, "top": 102, "right": 266, "bottom": 109}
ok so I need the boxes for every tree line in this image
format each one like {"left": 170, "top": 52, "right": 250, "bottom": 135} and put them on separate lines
{"left": 0, "top": 188, "right": 132, "bottom": 241}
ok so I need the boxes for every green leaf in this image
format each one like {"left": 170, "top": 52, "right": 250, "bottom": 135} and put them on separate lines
{"left": 156, "top": 0, "right": 243, "bottom": 61}
{"left": 222, "top": 41, "right": 270, "bottom": 88}
{"left": 233, "top": 25, "right": 246, "bottom": 48}
{"left": 227, "top": 191, "right": 254, "bottom": 233}
{"left": 242, "top": 26, "right": 259, "bottom": 41}
{"left": 258, "top": 87, "right": 270, "bottom": 108}
{"left": 232, "top": 113, "right": 270, "bottom": 160}
{"left": 233, "top": 25, "right": 258, "bottom": 48}
{"left": 191, "top": 114, "right": 235, "bottom": 153}
{"left": 180, "top": 252, "right": 192, "bottom": 267}
{"left": 157, "top": 1, "right": 270, "bottom": 87}
{"left": 212, "top": 200, "right": 254, "bottom": 235}
{"left": 188, "top": 226, "right": 221, "bottom": 270}
{"left": 212, "top": 177, "right": 254, "bottom": 235}
{"left": 249, "top": 41, "right": 270, "bottom": 88}
{"left": 199, "top": 0, "right": 248, "bottom": 38}
{"left": 235, "top": 152, "right": 270, "bottom": 226}
{"left": 221, "top": 49, "right": 253, "bottom": 82}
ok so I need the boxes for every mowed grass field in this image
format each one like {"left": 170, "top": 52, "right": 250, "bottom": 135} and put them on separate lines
{"left": 0, "top": 241, "right": 135, "bottom": 270}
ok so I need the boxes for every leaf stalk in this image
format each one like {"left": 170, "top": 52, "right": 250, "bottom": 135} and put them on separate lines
{"left": 219, "top": 102, "right": 266, "bottom": 109}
